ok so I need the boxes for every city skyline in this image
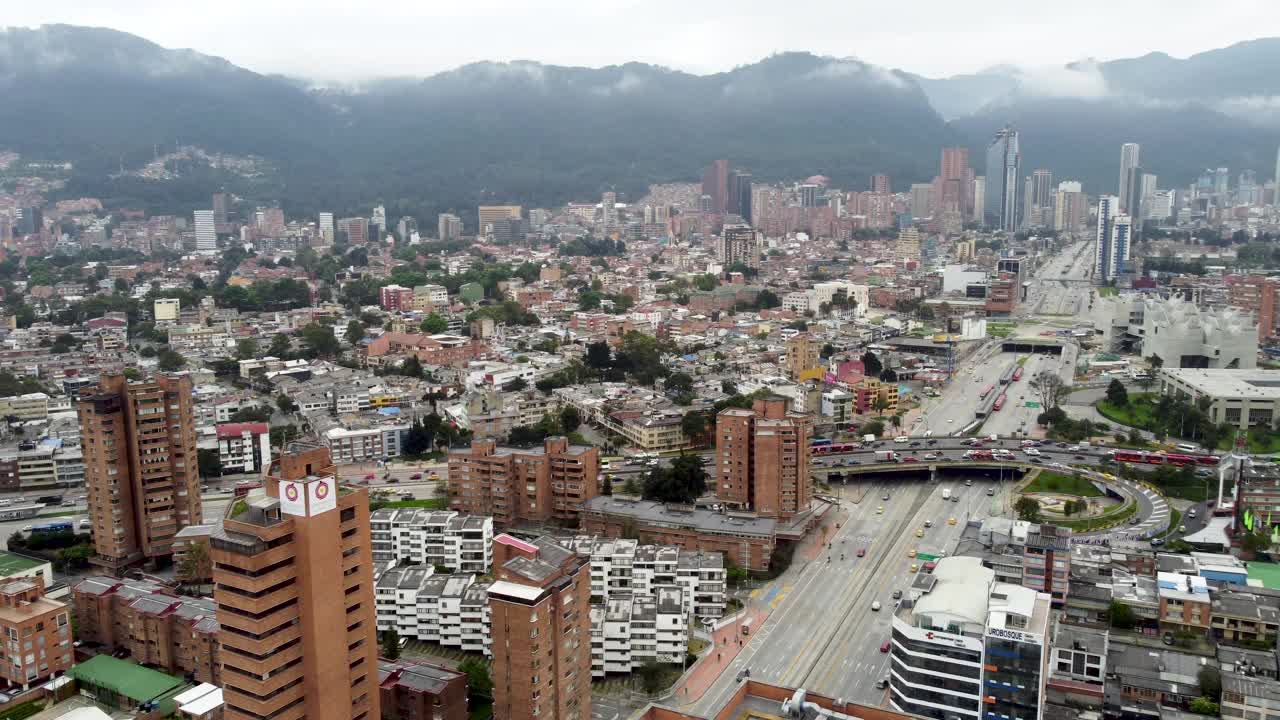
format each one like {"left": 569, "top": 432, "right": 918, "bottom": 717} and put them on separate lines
{"left": 6, "top": 2, "right": 1280, "bottom": 82}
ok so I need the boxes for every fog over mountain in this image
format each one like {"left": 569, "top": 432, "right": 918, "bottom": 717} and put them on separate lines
{"left": 2, "top": 24, "right": 1279, "bottom": 223}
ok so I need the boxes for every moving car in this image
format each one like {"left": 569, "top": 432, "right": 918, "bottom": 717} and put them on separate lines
{"left": 871, "top": 601, "right": 881, "bottom": 611}
{"left": 910, "top": 563, "right": 919, "bottom": 572}
{"left": 915, "top": 529, "right": 924, "bottom": 538}
{"left": 410, "top": 473, "right": 423, "bottom": 480}
{"left": 364, "top": 473, "right": 376, "bottom": 480}
{"left": 924, "top": 520, "right": 933, "bottom": 528}
{"left": 987, "top": 488, "right": 995, "bottom": 496}
{"left": 857, "top": 548, "right": 866, "bottom": 557}
{"left": 875, "top": 677, "right": 889, "bottom": 689}
{"left": 892, "top": 589, "right": 903, "bottom": 599}
{"left": 948, "top": 517, "right": 957, "bottom": 525}
{"left": 880, "top": 641, "right": 891, "bottom": 653}
{"left": 876, "top": 506, "right": 884, "bottom": 514}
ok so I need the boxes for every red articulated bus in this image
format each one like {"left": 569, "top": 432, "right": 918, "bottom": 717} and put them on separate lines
{"left": 1111, "top": 450, "right": 1220, "bottom": 467}
{"left": 993, "top": 393, "right": 1007, "bottom": 411}
{"left": 1012, "top": 367, "right": 1024, "bottom": 382}
{"left": 979, "top": 384, "right": 995, "bottom": 400}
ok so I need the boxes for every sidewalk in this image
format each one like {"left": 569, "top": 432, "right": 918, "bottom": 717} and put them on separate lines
{"left": 669, "top": 501, "right": 844, "bottom": 705}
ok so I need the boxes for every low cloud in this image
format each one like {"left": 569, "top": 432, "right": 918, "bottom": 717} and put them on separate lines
{"left": 1013, "top": 59, "right": 1109, "bottom": 99}
{"left": 805, "top": 58, "right": 908, "bottom": 89}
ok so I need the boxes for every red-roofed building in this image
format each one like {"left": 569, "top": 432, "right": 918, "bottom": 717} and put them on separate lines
{"left": 215, "top": 422, "right": 270, "bottom": 474}
{"left": 378, "top": 659, "right": 468, "bottom": 720}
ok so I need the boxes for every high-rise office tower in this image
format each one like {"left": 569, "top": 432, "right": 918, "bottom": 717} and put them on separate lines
{"left": 719, "top": 224, "right": 761, "bottom": 268}
{"left": 1020, "top": 169, "right": 1053, "bottom": 228}
{"left": 1118, "top": 143, "right": 1141, "bottom": 210}
{"left": 487, "top": 536, "right": 591, "bottom": 720}
{"left": 1053, "top": 182, "right": 1086, "bottom": 232}
{"left": 1214, "top": 167, "right": 1230, "bottom": 196}
{"left": 371, "top": 205, "right": 386, "bottom": 239}
{"left": 338, "top": 217, "right": 369, "bottom": 245}
{"left": 715, "top": 396, "right": 812, "bottom": 519}
{"left": 728, "top": 170, "right": 753, "bottom": 219}
{"left": 214, "top": 445, "right": 381, "bottom": 720}
{"left": 1093, "top": 196, "right": 1132, "bottom": 283}
{"left": 599, "top": 191, "right": 617, "bottom": 226}
{"left": 937, "top": 147, "right": 972, "bottom": 219}
{"left": 193, "top": 210, "right": 217, "bottom": 250}
{"left": 318, "top": 212, "right": 335, "bottom": 243}
{"left": 397, "top": 216, "right": 418, "bottom": 241}
{"left": 909, "top": 183, "right": 934, "bottom": 219}
{"left": 438, "top": 213, "right": 462, "bottom": 242}
{"left": 701, "top": 159, "right": 729, "bottom": 213}
{"left": 1274, "top": 145, "right": 1280, "bottom": 204}
{"left": 477, "top": 206, "right": 522, "bottom": 236}
{"left": 14, "top": 206, "right": 43, "bottom": 236}
{"left": 896, "top": 226, "right": 921, "bottom": 265}
{"left": 1122, "top": 166, "right": 1145, "bottom": 236}
{"left": 799, "top": 184, "right": 819, "bottom": 208}
{"left": 984, "top": 125, "right": 1021, "bottom": 231}
{"left": 212, "top": 192, "right": 230, "bottom": 225}
{"left": 77, "top": 374, "right": 202, "bottom": 571}
{"left": 870, "top": 174, "right": 890, "bottom": 194}
{"left": 972, "top": 177, "right": 986, "bottom": 224}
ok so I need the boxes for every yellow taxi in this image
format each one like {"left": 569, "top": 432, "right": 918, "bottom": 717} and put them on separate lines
{"left": 877, "top": 506, "right": 884, "bottom": 514}
{"left": 948, "top": 517, "right": 957, "bottom": 525}
{"left": 910, "top": 563, "right": 919, "bottom": 573}
{"left": 915, "top": 528, "right": 924, "bottom": 538}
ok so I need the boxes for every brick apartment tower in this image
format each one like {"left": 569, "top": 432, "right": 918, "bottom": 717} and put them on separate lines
{"left": 448, "top": 437, "right": 599, "bottom": 526}
{"left": 77, "top": 373, "right": 202, "bottom": 572}
{"left": 487, "top": 535, "right": 591, "bottom": 720}
{"left": 0, "top": 576, "right": 72, "bottom": 691}
{"left": 212, "top": 445, "right": 380, "bottom": 720}
{"left": 715, "top": 397, "right": 812, "bottom": 519}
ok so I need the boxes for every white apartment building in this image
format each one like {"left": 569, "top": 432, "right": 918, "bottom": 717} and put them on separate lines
{"left": 322, "top": 423, "right": 407, "bottom": 463}
{"left": 590, "top": 589, "right": 688, "bottom": 678}
{"left": 370, "top": 508, "right": 494, "bottom": 573}
{"left": 374, "top": 566, "right": 492, "bottom": 656}
{"left": 413, "top": 284, "right": 449, "bottom": 309}
{"left": 562, "top": 536, "right": 727, "bottom": 620}
{"left": 215, "top": 422, "right": 271, "bottom": 474}
{"left": 193, "top": 209, "right": 216, "bottom": 251}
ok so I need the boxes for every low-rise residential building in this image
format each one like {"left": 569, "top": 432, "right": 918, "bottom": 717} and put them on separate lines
{"left": 580, "top": 497, "right": 776, "bottom": 571}
{"left": 1157, "top": 571, "right": 1212, "bottom": 635}
{"left": 0, "top": 393, "right": 50, "bottom": 422}
{"left": 370, "top": 508, "right": 494, "bottom": 572}
{"left": 0, "top": 576, "right": 72, "bottom": 691}
{"left": 215, "top": 422, "right": 271, "bottom": 474}
{"left": 1046, "top": 620, "right": 1107, "bottom": 709}
{"left": 373, "top": 567, "right": 492, "bottom": 656}
{"left": 1223, "top": 674, "right": 1280, "bottom": 720}
{"left": 1211, "top": 590, "right": 1280, "bottom": 645}
{"left": 378, "top": 659, "right": 469, "bottom": 720}
{"left": 322, "top": 422, "right": 409, "bottom": 463}
{"left": 71, "top": 576, "right": 220, "bottom": 684}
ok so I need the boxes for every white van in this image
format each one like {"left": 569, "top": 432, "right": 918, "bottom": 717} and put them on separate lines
{"left": 894, "top": 436, "right": 909, "bottom": 443}
{"left": 1176, "top": 443, "right": 1198, "bottom": 452}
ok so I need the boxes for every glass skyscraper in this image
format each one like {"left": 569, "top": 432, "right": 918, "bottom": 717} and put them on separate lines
{"left": 985, "top": 125, "right": 1021, "bottom": 231}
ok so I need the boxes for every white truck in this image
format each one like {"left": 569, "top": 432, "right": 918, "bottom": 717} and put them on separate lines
{"left": 942, "top": 488, "right": 952, "bottom": 500}
{"left": 864, "top": 434, "right": 877, "bottom": 443}
{"left": 875, "top": 450, "right": 899, "bottom": 463}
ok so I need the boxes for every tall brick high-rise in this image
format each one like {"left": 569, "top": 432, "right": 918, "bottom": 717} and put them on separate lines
{"left": 213, "top": 444, "right": 380, "bottom": 720}
{"left": 701, "top": 159, "right": 729, "bottom": 214}
{"left": 448, "top": 437, "right": 599, "bottom": 526}
{"left": 715, "top": 397, "right": 812, "bottom": 519}
{"left": 77, "top": 373, "right": 202, "bottom": 572}
{"left": 487, "top": 535, "right": 591, "bottom": 720}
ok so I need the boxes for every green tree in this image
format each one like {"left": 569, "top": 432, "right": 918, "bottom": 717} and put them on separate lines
{"left": 681, "top": 411, "right": 707, "bottom": 444}
{"left": 381, "top": 628, "right": 401, "bottom": 660}
{"left": 721, "top": 380, "right": 738, "bottom": 395}
{"left": 666, "top": 372, "right": 694, "bottom": 396}
{"left": 458, "top": 657, "right": 493, "bottom": 701}
{"left": 232, "top": 338, "right": 258, "bottom": 361}
{"left": 421, "top": 313, "right": 448, "bottom": 334}
{"left": 157, "top": 349, "right": 187, "bottom": 371}
{"left": 300, "top": 323, "right": 340, "bottom": 358}
{"left": 276, "top": 394, "right": 297, "bottom": 414}
{"left": 861, "top": 351, "right": 883, "bottom": 378}
{"left": 1149, "top": 354, "right": 1164, "bottom": 372}
{"left": 1014, "top": 496, "right": 1041, "bottom": 522}
{"left": 643, "top": 454, "right": 707, "bottom": 504}
{"left": 872, "top": 393, "right": 890, "bottom": 418}
{"left": 559, "top": 406, "right": 581, "bottom": 433}
{"left": 344, "top": 319, "right": 366, "bottom": 347}
{"left": 1189, "top": 697, "right": 1219, "bottom": 716}
{"left": 862, "top": 419, "right": 886, "bottom": 437}
{"left": 1198, "top": 667, "right": 1222, "bottom": 703}
{"left": 197, "top": 448, "right": 222, "bottom": 478}
{"left": 176, "top": 540, "right": 212, "bottom": 584}
{"left": 1108, "top": 600, "right": 1136, "bottom": 630}
{"left": 585, "top": 341, "right": 612, "bottom": 370}
{"left": 502, "top": 377, "right": 527, "bottom": 392}
{"left": 401, "top": 356, "right": 424, "bottom": 378}
{"left": 636, "top": 660, "right": 668, "bottom": 694}
{"left": 268, "top": 333, "right": 293, "bottom": 358}
{"left": 1105, "top": 379, "right": 1129, "bottom": 407}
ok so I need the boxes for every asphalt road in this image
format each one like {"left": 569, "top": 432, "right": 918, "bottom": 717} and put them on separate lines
{"left": 688, "top": 477, "right": 1006, "bottom": 713}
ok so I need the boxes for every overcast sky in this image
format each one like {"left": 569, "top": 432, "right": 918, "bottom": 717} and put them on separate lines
{"left": 8, "top": 0, "right": 1280, "bottom": 82}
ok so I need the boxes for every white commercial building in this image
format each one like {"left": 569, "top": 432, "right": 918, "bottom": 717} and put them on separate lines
{"left": 370, "top": 508, "right": 494, "bottom": 572}
{"left": 1116, "top": 296, "right": 1257, "bottom": 370}
{"left": 890, "top": 556, "right": 1050, "bottom": 720}
{"left": 322, "top": 423, "right": 407, "bottom": 463}
{"left": 153, "top": 298, "right": 180, "bottom": 323}
{"left": 1160, "top": 368, "right": 1280, "bottom": 430}
{"left": 193, "top": 210, "right": 216, "bottom": 251}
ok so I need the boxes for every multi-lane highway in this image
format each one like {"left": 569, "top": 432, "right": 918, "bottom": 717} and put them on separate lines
{"left": 689, "top": 477, "right": 1004, "bottom": 713}
{"left": 1019, "top": 239, "right": 1095, "bottom": 318}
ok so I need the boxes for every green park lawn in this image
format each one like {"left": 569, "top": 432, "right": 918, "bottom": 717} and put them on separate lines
{"left": 1096, "top": 393, "right": 1158, "bottom": 429}
{"left": 1024, "top": 471, "right": 1103, "bottom": 497}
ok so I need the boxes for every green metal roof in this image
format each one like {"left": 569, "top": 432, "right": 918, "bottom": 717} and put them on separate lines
{"left": 1247, "top": 561, "right": 1280, "bottom": 590}
{"left": 67, "top": 655, "right": 186, "bottom": 702}
{"left": 0, "top": 551, "right": 44, "bottom": 576}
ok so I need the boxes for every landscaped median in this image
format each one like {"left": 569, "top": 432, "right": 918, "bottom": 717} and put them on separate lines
{"left": 1017, "top": 468, "right": 1138, "bottom": 533}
